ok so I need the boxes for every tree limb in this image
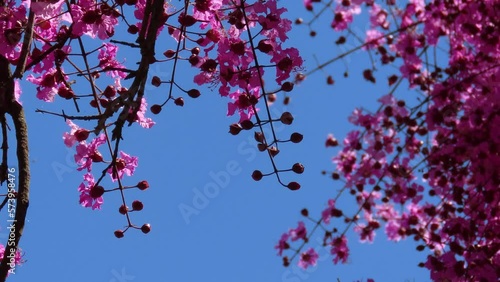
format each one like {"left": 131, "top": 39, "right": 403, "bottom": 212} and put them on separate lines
{"left": 0, "top": 55, "right": 30, "bottom": 281}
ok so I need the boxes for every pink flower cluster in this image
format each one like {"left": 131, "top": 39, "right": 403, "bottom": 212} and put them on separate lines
{"left": 63, "top": 120, "right": 139, "bottom": 209}
{"left": 276, "top": 217, "right": 352, "bottom": 269}
{"left": 275, "top": 222, "right": 319, "bottom": 269}
{"left": 0, "top": 0, "right": 27, "bottom": 59}
{"left": 288, "top": 1, "right": 500, "bottom": 280}
{"left": 188, "top": 0, "right": 302, "bottom": 121}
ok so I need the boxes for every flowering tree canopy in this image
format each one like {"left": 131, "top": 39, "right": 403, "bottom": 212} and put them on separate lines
{"left": 0, "top": 0, "right": 499, "bottom": 280}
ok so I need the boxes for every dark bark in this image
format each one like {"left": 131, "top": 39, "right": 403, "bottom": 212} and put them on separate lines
{"left": 0, "top": 56, "right": 30, "bottom": 281}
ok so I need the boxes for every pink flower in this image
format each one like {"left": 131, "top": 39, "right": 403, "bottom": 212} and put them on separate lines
{"left": 354, "top": 223, "right": 376, "bottom": 243}
{"left": 192, "top": 0, "right": 223, "bottom": 26}
{"left": 275, "top": 233, "right": 289, "bottom": 256}
{"left": 70, "top": 1, "right": 119, "bottom": 40}
{"left": 0, "top": 1, "right": 26, "bottom": 59}
{"left": 303, "top": 0, "right": 313, "bottom": 11}
{"left": 107, "top": 151, "right": 138, "bottom": 181}
{"left": 298, "top": 248, "right": 319, "bottom": 269}
{"left": 98, "top": 43, "right": 127, "bottom": 79}
{"left": 331, "top": 235, "right": 349, "bottom": 264}
{"left": 227, "top": 89, "right": 259, "bottom": 122}
{"left": 133, "top": 98, "right": 155, "bottom": 129}
{"left": 321, "top": 199, "right": 336, "bottom": 224}
{"left": 330, "top": 4, "right": 361, "bottom": 31}
{"left": 271, "top": 47, "right": 303, "bottom": 84}
{"left": 289, "top": 221, "right": 307, "bottom": 241}
{"left": 26, "top": 68, "right": 68, "bottom": 102}
{"left": 369, "top": 4, "right": 388, "bottom": 28}
{"left": 77, "top": 173, "right": 103, "bottom": 210}
{"left": 63, "top": 120, "right": 80, "bottom": 147}
{"left": 425, "top": 252, "right": 463, "bottom": 282}
{"left": 363, "top": 29, "right": 385, "bottom": 50}
{"left": 31, "top": 0, "right": 64, "bottom": 18}
{"left": 75, "top": 134, "right": 107, "bottom": 171}
{"left": 31, "top": 45, "right": 71, "bottom": 74}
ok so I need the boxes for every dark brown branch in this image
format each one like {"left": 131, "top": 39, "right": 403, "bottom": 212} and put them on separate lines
{"left": 96, "top": 0, "right": 164, "bottom": 136}
{"left": 35, "top": 109, "right": 102, "bottom": 121}
{"left": 109, "top": 40, "right": 140, "bottom": 48}
{"left": 0, "top": 196, "right": 8, "bottom": 213}
{"left": 13, "top": 11, "right": 35, "bottom": 78}
{"left": 0, "top": 114, "right": 7, "bottom": 185}
{"left": 0, "top": 56, "right": 30, "bottom": 281}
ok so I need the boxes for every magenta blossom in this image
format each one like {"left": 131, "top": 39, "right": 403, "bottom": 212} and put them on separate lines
{"left": 331, "top": 235, "right": 349, "bottom": 264}
{"left": 107, "top": 151, "right": 139, "bottom": 181}
{"left": 274, "top": 232, "right": 289, "bottom": 256}
{"left": 78, "top": 173, "right": 103, "bottom": 210}
{"left": 289, "top": 221, "right": 307, "bottom": 242}
{"left": 298, "top": 248, "right": 319, "bottom": 269}
{"left": 75, "top": 134, "right": 107, "bottom": 172}
{"left": 321, "top": 199, "right": 336, "bottom": 224}
{"left": 134, "top": 98, "right": 156, "bottom": 129}
{"left": 26, "top": 68, "right": 68, "bottom": 102}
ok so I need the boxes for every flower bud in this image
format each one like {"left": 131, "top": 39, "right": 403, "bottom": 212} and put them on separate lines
{"left": 268, "top": 146, "right": 279, "bottom": 157}
{"left": 327, "top": 76, "right": 335, "bottom": 85}
{"left": 290, "top": 132, "right": 303, "bottom": 143}
{"left": 151, "top": 76, "right": 161, "bottom": 87}
{"left": 240, "top": 120, "right": 254, "bottom": 130}
{"left": 103, "top": 85, "right": 116, "bottom": 98}
{"left": 257, "top": 143, "right": 267, "bottom": 152}
{"left": 280, "top": 112, "right": 294, "bottom": 125}
{"left": 141, "top": 223, "right": 151, "bottom": 234}
{"left": 363, "top": 69, "right": 375, "bottom": 83}
{"left": 132, "top": 200, "right": 143, "bottom": 211}
{"left": 326, "top": 135, "right": 338, "bottom": 147}
{"left": 191, "top": 47, "right": 200, "bottom": 55}
{"left": 252, "top": 170, "right": 263, "bottom": 181}
{"left": 178, "top": 14, "right": 196, "bottom": 27}
{"left": 283, "top": 97, "right": 290, "bottom": 105}
{"left": 257, "top": 40, "right": 273, "bottom": 53}
{"left": 119, "top": 205, "right": 128, "bottom": 215}
{"left": 189, "top": 55, "right": 199, "bottom": 66}
{"left": 90, "top": 185, "right": 105, "bottom": 198}
{"left": 58, "top": 86, "right": 74, "bottom": 99}
{"left": 150, "top": 104, "right": 162, "bottom": 114}
{"left": 287, "top": 182, "right": 301, "bottom": 191}
{"left": 174, "top": 97, "right": 184, "bottom": 106}
{"left": 301, "top": 208, "right": 308, "bottom": 216}
{"left": 292, "top": 163, "right": 304, "bottom": 174}
{"left": 127, "top": 25, "right": 139, "bottom": 34}
{"left": 74, "top": 129, "right": 90, "bottom": 142}
{"left": 164, "top": 50, "right": 176, "bottom": 58}
{"left": 254, "top": 132, "right": 264, "bottom": 142}
{"left": 90, "top": 151, "right": 103, "bottom": 162}
{"left": 137, "top": 180, "right": 149, "bottom": 190}
{"left": 281, "top": 82, "right": 294, "bottom": 92}
{"left": 187, "top": 89, "right": 201, "bottom": 98}
{"left": 229, "top": 124, "right": 242, "bottom": 135}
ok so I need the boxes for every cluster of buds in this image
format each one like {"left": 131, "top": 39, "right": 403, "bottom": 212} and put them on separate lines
{"left": 114, "top": 180, "right": 152, "bottom": 238}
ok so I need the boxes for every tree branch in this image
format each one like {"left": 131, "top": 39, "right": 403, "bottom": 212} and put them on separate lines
{"left": 0, "top": 56, "right": 30, "bottom": 281}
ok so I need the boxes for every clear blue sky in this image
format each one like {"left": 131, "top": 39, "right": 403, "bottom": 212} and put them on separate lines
{"left": 3, "top": 2, "right": 431, "bottom": 281}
